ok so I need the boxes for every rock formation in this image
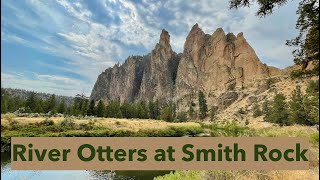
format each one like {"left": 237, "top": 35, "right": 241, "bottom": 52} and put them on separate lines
{"left": 90, "top": 24, "right": 275, "bottom": 110}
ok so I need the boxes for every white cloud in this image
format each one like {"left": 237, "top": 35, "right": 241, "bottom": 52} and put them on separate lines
{"left": 1, "top": 0, "right": 301, "bottom": 96}
{"left": 1, "top": 72, "right": 89, "bottom": 96}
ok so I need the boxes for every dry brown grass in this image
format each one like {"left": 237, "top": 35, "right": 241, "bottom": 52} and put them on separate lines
{"left": 0, "top": 116, "right": 201, "bottom": 132}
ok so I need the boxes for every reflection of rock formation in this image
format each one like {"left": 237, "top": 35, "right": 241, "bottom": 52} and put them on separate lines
{"left": 91, "top": 24, "right": 273, "bottom": 109}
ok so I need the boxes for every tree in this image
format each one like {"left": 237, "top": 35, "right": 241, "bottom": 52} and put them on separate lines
{"left": 87, "top": 99, "right": 96, "bottom": 116}
{"left": 303, "top": 80, "right": 319, "bottom": 125}
{"left": 96, "top": 100, "right": 105, "bottom": 117}
{"left": 136, "top": 101, "right": 149, "bottom": 119}
{"left": 148, "top": 101, "right": 160, "bottom": 119}
{"left": 289, "top": 86, "right": 308, "bottom": 124}
{"left": 176, "top": 111, "right": 188, "bottom": 122}
{"left": 1, "top": 89, "right": 8, "bottom": 113}
{"left": 160, "top": 105, "right": 174, "bottom": 122}
{"left": 269, "top": 93, "right": 290, "bottom": 126}
{"left": 45, "top": 94, "right": 57, "bottom": 113}
{"left": 209, "top": 106, "right": 218, "bottom": 121}
{"left": 198, "top": 91, "right": 208, "bottom": 119}
{"left": 80, "top": 99, "right": 89, "bottom": 116}
{"left": 34, "top": 99, "right": 44, "bottom": 113}
{"left": 25, "top": 92, "right": 37, "bottom": 112}
{"left": 252, "top": 102, "right": 263, "bottom": 118}
{"left": 58, "top": 100, "right": 66, "bottom": 114}
{"left": 230, "top": 0, "right": 319, "bottom": 71}
{"left": 262, "top": 99, "right": 272, "bottom": 121}
{"left": 188, "top": 101, "right": 196, "bottom": 119}
{"left": 105, "top": 101, "right": 122, "bottom": 118}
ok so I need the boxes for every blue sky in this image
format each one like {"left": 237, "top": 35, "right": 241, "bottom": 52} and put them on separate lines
{"left": 1, "top": 0, "right": 300, "bottom": 96}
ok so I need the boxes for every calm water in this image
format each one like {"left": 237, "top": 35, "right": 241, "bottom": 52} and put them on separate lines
{"left": 1, "top": 152, "right": 172, "bottom": 180}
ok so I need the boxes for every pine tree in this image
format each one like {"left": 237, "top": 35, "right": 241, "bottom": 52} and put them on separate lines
{"left": 45, "top": 94, "right": 57, "bottom": 113}
{"left": 136, "top": 101, "right": 148, "bottom": 119}
{"left": 81, "top": 99, "right": 89, "bottom": 116}
{"left": 96, "top": 100, "right": 105, "bottom": 117}
{"left": 148, "top": 100, "right": 160, "bottom": 119}
{"left": 262, "top": 100, "right": 271, "bottom": 122}
{"left": 269, "top": 93, "right": 290, "bottom": 126}
{"left": 58, "top": 100, "right": 66, "bottom": 114}
{"left": 289, "top": 86, "right": 308, "bottom": 124}
{"left": 303, "top": 80, "right": 319, "bottom": 125}
{"left": 87, "top": 99, "right": 96, "bottom": 116}
{"left": 26, "top": 92, "right": 37, "bottom": 112}
{"left": 34, "top": 99, "right": 44, "bottom": 113}
{"left": 160, "top": 105, "right": 174, "bottom": 122}
{"left": 198, "top": 91, "right": 208, "bottom": 119}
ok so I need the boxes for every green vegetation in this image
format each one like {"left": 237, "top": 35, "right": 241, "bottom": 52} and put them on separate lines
{"left": 1, "top": 88, "right": 212, "bottom": 122}
{"left": 264, "top": 93, "right": 290, "bottom": 126}
{"left": 252, "top": 102, "right": 262, "bottom": 118}
{"left": 209, "top": 106, "right": 218, "bottom": 121}
{"left": 198, "top": 91, "right": 208, "bottom": 119}
{"left": 263, "top": 80, "right": 319, "bottom": 126}
{"left": 154, "top": 171, "right": 204, "bottom": 180}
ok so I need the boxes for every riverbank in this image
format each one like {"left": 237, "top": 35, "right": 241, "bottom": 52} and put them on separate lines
{"left": 1, "top": 114, "right": 319, "bottom": 179}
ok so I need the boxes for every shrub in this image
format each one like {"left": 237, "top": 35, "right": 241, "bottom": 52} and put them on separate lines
{"left": 237, "top": 108, "right": 247, "bottom": 115}
{"left": 39, "top": 118, "right": 54, "bottom": 126}
{"left": 290, "top": 70, "right": 304, "bottom": 79}
{"left": 60, "top": 118, "right": 77, "bottom": 130}
{"left": 266, "top": 77, "right": 276, "bottom": 88}
{"left": 2, "top": 113, "right": 15, "bottom": 121}
{"left": 252, "top": 103, "right": 262, "bottom": 117}
{"left": 176, "top": 111, "right": 188, "bottom": 122}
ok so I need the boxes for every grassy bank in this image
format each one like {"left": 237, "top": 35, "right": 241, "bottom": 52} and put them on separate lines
{"left": 1, "top": 114, "right": 318, "bottom": 179}
{"left": 1, "top": 115, "right": 203, "bottom": 151}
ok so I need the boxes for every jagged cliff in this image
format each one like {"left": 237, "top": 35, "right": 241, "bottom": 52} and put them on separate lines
{"left": 90, "top": 24, "right": 274, "bottom": 109}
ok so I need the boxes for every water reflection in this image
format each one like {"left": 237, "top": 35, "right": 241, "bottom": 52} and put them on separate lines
{"left": 1, "top": 152, "right": 172, "bottom": 180}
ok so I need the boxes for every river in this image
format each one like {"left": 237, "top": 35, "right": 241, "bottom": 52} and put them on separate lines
{"left": 1, "top": 152, "right": 172, "bottom": 180}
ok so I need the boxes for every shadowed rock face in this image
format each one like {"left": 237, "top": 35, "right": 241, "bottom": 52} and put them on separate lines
{"left": 90, "top": 24, "right": 272, "bottom": 109}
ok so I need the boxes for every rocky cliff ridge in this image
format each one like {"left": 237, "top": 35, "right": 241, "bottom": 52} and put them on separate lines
{"left": 90, "top": 24, "right": 280, "bottom": 110}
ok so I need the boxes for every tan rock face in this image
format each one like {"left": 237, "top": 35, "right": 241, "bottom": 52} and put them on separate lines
{"left": 175, "top": 25, "right": 269, "bottom": 108}
{"left": 90, "top": 24, "right": 271, "bottom": 109}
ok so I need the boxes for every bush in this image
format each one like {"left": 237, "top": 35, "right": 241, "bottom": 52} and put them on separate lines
{"left": 290, "top": 70, "right": 304, "bottom": 79}
{"left": 2, "top": 113, "right": 15, "bottom": 121}
{"left": 176, "top": 111, "right": 188, "bottom": 122}
{"left": 252, "top": 103, "right": 262, "bottom": 117}
{"left": 237, "top": 108, "right": 247, "bottom": 115}
{"left": 39, "top": 118, "right": 54, "bottom": 126}
{"left": 60, "top": 118, "right": 77, "bottom": 130}
{"left": 266, "top": 77, "right": 276, "bottom": 88}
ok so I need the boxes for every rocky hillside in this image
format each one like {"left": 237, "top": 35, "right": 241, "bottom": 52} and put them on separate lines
{"left": 90, "top": 24, "right": 311, "bottom": 114}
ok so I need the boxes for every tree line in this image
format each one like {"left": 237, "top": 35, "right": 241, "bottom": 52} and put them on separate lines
{"left": 1, "top": 88, "right": 211, "bottom": 122}
{"left": 253, "top": 80, "right": 319, "bottom": 126}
